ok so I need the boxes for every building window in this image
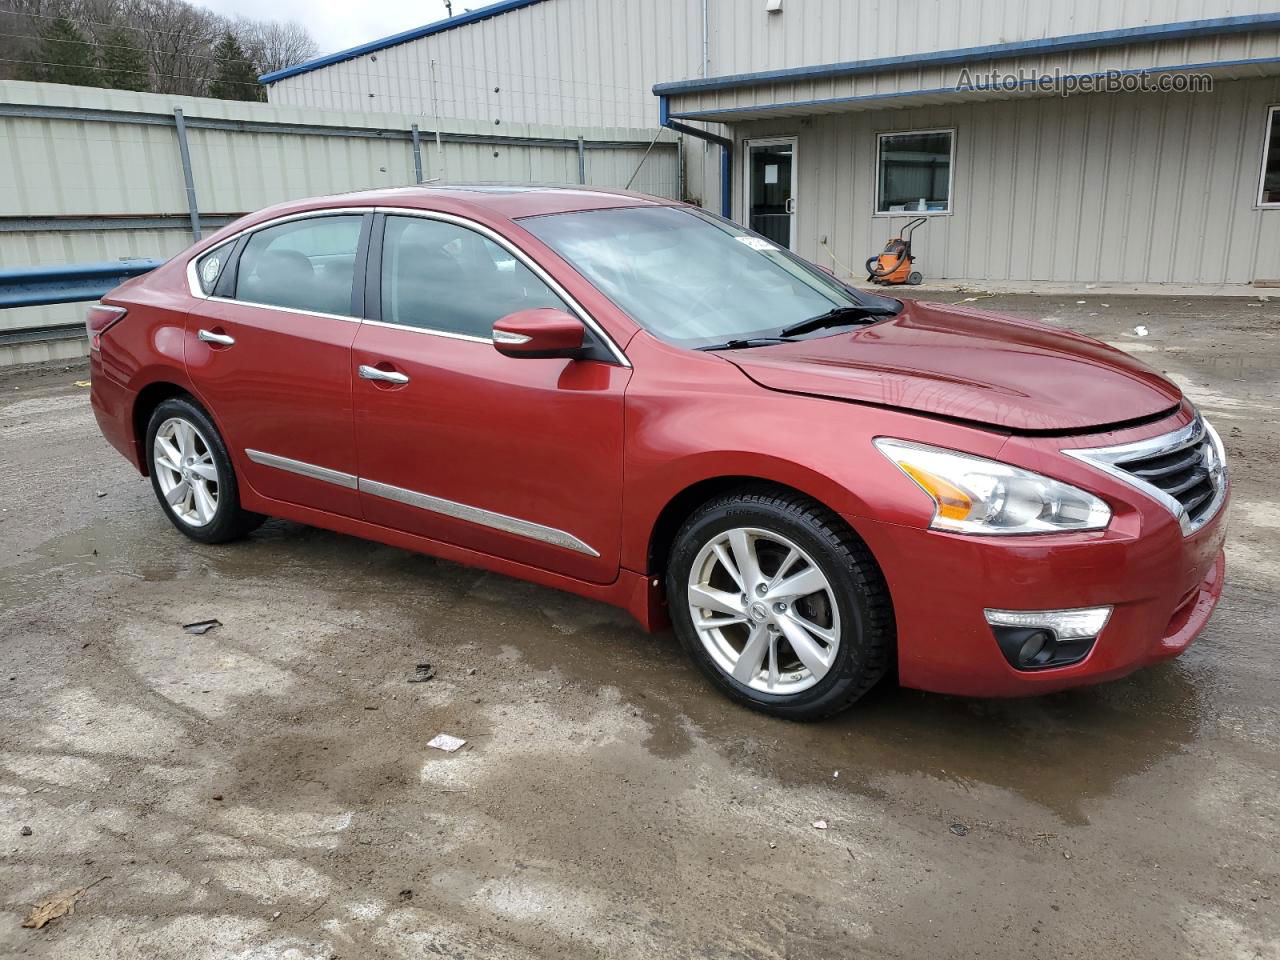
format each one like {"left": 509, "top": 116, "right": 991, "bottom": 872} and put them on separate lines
{"left": 876, "top": 129, "right": 954, "bottom": 215}
{"left": 1260, "top": 106, "right": 1280, "bottom": 207}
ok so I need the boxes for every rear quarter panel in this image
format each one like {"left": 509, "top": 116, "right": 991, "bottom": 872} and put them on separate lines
{"left": 92, "top": 261, "right": 195, "bottom": 471}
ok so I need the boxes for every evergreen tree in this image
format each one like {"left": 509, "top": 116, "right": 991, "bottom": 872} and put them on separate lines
{"left": 207, "top": 33, "right": 262, "bottom": 101}
{"left": 33, "top": 17, "right": 101, "bottom": 87}
{"left": 100, "top": 27, "right": 150, "bottom": 92}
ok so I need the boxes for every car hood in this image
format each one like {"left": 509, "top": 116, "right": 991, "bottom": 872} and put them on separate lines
{"left": 722, "top": 299, "right": 1182, "bottom": 433}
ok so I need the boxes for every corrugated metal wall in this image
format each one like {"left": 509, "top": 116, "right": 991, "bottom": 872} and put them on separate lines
{"left": 704, "top": 0, "right": 1280, "bottom": 74}
{"left": 263, "top": 0, "right": 1280, "bottom": 225}
{"left": 735, "top": 77, "right": 1280, "bottom": 286}
{"left": 668, "top": 31, "right": 1280, "bottom": 119}
{"left": 264, "top": 0, "right": 724, "bottom": 211}
{"left": 0, "top": 80, "right": 678, "bottom": 364}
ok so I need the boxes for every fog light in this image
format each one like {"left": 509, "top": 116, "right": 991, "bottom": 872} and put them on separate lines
{"left": 984, "top": 606, "right": 1112, "bottom": 671}
{"left": 1017, "top": 630, "right": 1051, "bottom": 666}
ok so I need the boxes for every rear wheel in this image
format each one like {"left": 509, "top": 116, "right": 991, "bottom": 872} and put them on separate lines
{"left": 907, "top": 270, "right": 923, "bottom": 285}
{"left": 667, "top": 488, "right": 894, "bottom": 720}
{"left": 145, "top": 397, "right": 264, "bottom": 544}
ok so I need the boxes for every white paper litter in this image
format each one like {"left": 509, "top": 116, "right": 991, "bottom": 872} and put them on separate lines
{"left": 812, "top": 819, "right": 828, "bottom": 830}
{"left": 1134, "top": 325, "right": 1149, "bottom": 337}
{"left": 427, "top": 734, "right": 467, "bottom": 753}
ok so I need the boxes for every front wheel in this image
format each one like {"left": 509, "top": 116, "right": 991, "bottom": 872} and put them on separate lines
{"left": 667, "top": 488, "right": 894, "bottom": 720}
{"left": 146, "top": 397, "right": 264, "bottom": 544}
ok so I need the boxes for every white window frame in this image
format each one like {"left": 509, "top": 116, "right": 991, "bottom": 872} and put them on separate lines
{"left": 873, "top": 127, "right": 956, "bottom": 217}
{"left": 1258, "top": 105, "right": 1280, "bottom": 209}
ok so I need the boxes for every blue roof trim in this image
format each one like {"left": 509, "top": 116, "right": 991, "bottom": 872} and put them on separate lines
{"left": 653, "top": 14, "right": 1280, "bottom": 96}
{"left": 259, "top": 0, "right": 549, "bottom": 84}
{"left": 664, "top": 55, "right": 1280, "bottom": 121}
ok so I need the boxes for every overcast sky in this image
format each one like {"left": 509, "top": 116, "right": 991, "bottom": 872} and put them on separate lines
{"left": 198, "top": 0, "right": 456, "bottom": 57}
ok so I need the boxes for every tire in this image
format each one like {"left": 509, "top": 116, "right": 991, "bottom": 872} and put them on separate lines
{"left": 907, "top": 271, "right": 923, "bottom": 285}
{"left": 145, "top": 396, "right": 265, "bottom": 544}
{"left": 666, "top": 487, "right": 894, "bottom": 720}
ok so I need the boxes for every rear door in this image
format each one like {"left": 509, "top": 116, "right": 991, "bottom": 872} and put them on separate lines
{"left": 186, "top": 212, "right": 370, "bottom": 517}
{"left": 350, "top": 212, "right": 630, "bottom": 583}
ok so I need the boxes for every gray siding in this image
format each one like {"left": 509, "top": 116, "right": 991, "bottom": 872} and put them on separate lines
{"left": 667, "top": 31, "right": 1280, "bottom": 120}
{"left": 704, "top": 0, "right": 1280, "bottom": 75}
{"left": 736, "top": 77, "right": 1280, "bottom": 285}
{"left": 0, "top": 80, "right": 679, "bottom": 365}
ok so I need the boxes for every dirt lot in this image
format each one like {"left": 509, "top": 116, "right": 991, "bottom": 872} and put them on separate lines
{"left": 1, "top": 292, "right": 1278, "bottom": 960}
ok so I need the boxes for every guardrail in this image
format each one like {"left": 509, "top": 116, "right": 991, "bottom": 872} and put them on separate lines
{"left": 0, "top": 259, "right": 162, "bottom": 346}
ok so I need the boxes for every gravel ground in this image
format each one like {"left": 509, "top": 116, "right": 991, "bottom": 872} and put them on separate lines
{"left": 1, "top": 293, "right": 1278, "bottom": 960}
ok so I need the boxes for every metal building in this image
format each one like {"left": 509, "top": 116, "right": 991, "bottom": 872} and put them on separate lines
{"left": 259, "top": 1, "right": 1280, "bottom": 289}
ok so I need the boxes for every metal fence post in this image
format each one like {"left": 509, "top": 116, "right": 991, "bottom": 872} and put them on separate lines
{"left": 577, "top": 136, "right": 586, "bottom": 184}
{"left": 172, "top": 108, "right": 201, "bottom": 242}
{"left": 411, "top": 123, "right": 424, "bottom": 183}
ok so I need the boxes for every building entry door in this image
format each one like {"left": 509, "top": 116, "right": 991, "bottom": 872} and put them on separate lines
{"left": 745, "top": 137, "right": 797, "bottom": 249}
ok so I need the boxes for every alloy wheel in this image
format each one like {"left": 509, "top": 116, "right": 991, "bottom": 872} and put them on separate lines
{"left": 686, "top": 527, "right": 841, "bottom": 694}
{"left": 152, "top": 416, "right": 220, "bottom": 527}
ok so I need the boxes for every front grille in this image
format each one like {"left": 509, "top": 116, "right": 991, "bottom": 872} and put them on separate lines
{"left": 1064, "top": 416, "right": 1227, "bottom": 535}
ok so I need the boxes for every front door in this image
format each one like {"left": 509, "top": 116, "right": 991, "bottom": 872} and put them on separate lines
{"left": 350, "top": 213, "right": 629, "bottom": 584}
{"left": 186, "top": 212, "right": 369, "bottom": 518}
{"left": 746, "top": 137, "right": 797, "bottom": 250}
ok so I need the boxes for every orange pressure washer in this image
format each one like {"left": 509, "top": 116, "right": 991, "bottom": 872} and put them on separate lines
{"left": 865, "top": 216, "right": 926, "bottom": 285}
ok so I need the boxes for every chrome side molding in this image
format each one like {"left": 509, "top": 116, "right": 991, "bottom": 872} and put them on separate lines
{"left": 245, "top": 448, "right": 598, "bottom": 557}
{"left": 245, "top": 449, "right": 358, "bottom": 489}
{"left": 357, "top": 477, "right": 600, "bottom": 557}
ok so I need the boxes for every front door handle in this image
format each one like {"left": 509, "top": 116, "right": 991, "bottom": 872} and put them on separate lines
{"left": 198, "top": 329, "right": 235, "bottom": 346}
{"left": 358, "top": 364, "right": 410, "bottom": 385}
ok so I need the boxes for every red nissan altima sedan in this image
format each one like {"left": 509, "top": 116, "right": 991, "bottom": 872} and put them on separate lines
{"left": 87, "top": 186, "right": 1228, "bottom": 719}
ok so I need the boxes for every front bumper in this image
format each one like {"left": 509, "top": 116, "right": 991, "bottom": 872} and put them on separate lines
{"left": 849, "top": 411, "right": 1229, "bottom": 698}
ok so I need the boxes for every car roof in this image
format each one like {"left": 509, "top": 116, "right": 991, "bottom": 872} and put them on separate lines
{"left": 289, "top": 184, "right": 679, "bottom": 221}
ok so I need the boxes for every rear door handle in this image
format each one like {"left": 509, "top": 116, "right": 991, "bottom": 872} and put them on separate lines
{"left": 197, "top": 329, "right": 235, "bottom": 346}
{"left": 358, "top": 364, "right": 410, "bottom": 385}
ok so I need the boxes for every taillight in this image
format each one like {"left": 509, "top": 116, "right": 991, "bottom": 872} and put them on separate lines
{"left": 86, "top": 304, "right": 126, "bottom": 351}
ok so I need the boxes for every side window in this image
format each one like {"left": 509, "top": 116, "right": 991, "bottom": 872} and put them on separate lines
{"left": 380, "top": 215, "right": 565, "bottom": 338}
{"left": 195, "top": 241, "right": 233, "bottom": 295}
{"left": 235, "top": 215, "right": 364, "bottom": 316}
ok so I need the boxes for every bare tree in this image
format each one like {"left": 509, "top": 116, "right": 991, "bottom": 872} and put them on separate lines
{"left": 0, "top": 0, "right": 319, "bottom": 96}
{"left": 129, "top": 0, "right": 221, "bottom": 95}
{"left": 235, "top": 18, "right": 317, "bottom": 76}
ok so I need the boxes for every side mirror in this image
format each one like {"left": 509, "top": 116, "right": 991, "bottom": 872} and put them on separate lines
{"left": 492, "top": 308, "right": 585, "bottom": 359}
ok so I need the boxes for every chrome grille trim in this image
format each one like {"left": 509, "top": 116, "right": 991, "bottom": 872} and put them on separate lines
{"left": 1063, "top": 416, "right": 1227, "bottom": 536}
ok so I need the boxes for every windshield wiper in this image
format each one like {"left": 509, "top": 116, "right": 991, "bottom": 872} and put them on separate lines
{"left": 695, "top": 336, "right": 796, "bottom": 352}
{"left": 778, "top": 304, "right": 897, "bottom": 339}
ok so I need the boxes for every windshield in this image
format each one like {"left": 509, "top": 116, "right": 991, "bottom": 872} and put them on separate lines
{"left": 520, "top": 205, "right": 893, "bottom": 349}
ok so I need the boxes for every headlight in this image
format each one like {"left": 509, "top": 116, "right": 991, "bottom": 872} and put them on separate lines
{"left": 874, "top": 438, "right": 1111, "bottom": 535}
